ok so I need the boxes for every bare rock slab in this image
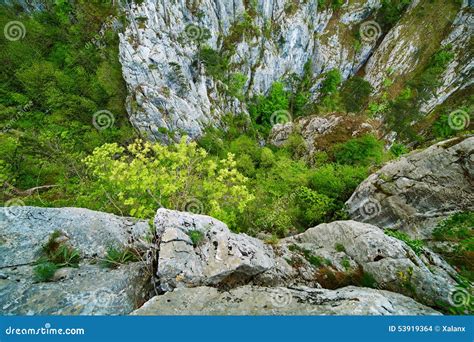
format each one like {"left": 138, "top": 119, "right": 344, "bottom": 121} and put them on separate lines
{"left": 132, "top": 285, "right": 440, "bottom": 316}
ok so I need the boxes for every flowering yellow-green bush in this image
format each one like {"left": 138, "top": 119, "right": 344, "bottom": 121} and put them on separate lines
{"left": 83, "top": 137, "right": 254, "bottom": 229}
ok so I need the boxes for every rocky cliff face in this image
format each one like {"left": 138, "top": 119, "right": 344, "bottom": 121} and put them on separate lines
{"left": 119, "top": 0, "right": 472, "bottom": 142}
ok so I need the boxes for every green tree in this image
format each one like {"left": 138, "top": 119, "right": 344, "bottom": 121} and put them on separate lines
{"left": 341, "top": 76, "right": 373, "bottom": 112}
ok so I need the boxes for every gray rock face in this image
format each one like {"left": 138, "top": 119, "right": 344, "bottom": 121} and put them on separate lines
{"left": 0, "top": 207, "right": 153, "bottom": 315}
{"left": 268, "top": 220, "right": 458, "bottom": 308}
{"left": 345, "top": 136, "right": 474, "bottom": 238}
{"left": 364, "top": 1, "right": 473, "bottom": 114}
{"left": 118, "top": 0, "right": 472, "bottom": 142}
{"left": 119, "top": 0, "right": 381, "bottom": 141}
{"left": 0, "top": 206, "right": 149, "bottom": 267}
{"left": 1, "top": 263, "right": 151, "bottom": 315}
{"left": 154, "top": 209, "right": 275, "bottom": 291}
{"left": 132, "top": 285, "right": 440, "bottom": 316}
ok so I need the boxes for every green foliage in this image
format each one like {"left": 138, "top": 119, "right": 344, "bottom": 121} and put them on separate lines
{"left": 433, "top": 212, "right": 474, "bottom": 281}
{"left": 360, "top": 271, "right": 378, "bottom": 288}
{"left": 331, "top": 135, "right": 384, "bottom": 166}
{"left": 310, "top": 164, "right": 368, "bottom": 202}
{"left": 433, "top": 212, "right": 474, "bottom": 243}
{"left": 33, "top": 262, "right": 59, "bottom": 282}
{"left": 249, "top": 82, "right": 290, "bottom": 134}
{"left": 0, "top": 2, "right": 134, "bottom": 206}
{"left": 331, "top": 0, "right": 344, "bottom": 10}
{"left": 294, "top": 186, "right": 334, "bottom": 227}
{"left": 83, "top": 137, "right": 254, "bottom": 229}
{"left": 390, "top": 143, "right": 409, "bottom": 157}
{"left": 223, "top": 12, "right": 259, "bottom": 51}
{"left": 40, "top": 230, "right": 81, "bottom": 267}
{"left": 385, "top": 46, "right": 455, "bottom": 141}
{"left": 385, "top": 230, "right": 424, "bottom": 255}
{"left": 33, "top": 230, "right": 80, "bottom": 282}
{"left": 317, "top": 69, "right": 343, "bottom": 112}
{"left": 341, "top": 76, "right": 373, "bottom": 113}
{"left": 286, "top": 59, "right": 313, "bottom": 117}
{"left": 335, "top": 243, "right": 346, "bottom": 253}
{"left": 228, "top": 73, "right": 248, "bottom": 101}
{"left": 198, "top": 46, "right": 229, "bottom": 81}
{"left": 187, "top": 230, "right": 205, "bottom": 247}
{"left": 288, "top": 244, "right": 331, "bottom": 267}
{"left": 320, "top": 69, "right": 342, "bottom": 96}
{"left": 102, "top": 246, "right": 139, "bottom": 269}
{"left": 341, "top": 257, "right": 351, "bottom": 270}
{"left": 377, "top": 0, "right": 412, "bottom": 30}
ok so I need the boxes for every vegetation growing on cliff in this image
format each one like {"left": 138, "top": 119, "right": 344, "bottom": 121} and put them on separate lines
{"left": 0, "top": 1, "right": 471, "bottom": 243}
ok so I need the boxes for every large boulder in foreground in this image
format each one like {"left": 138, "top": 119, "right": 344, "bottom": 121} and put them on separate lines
{"left": 1, "top": 263, "right": 150, "bottom": 315}
{"left": 346, "top": 136, "right": 474, "bottom": 238}
{"left": 132, "top": 285, "right": 440, "bottom": 316}
{"left": 257, "top": 221, "right": 459, "bottom": 308}
{"left": 154, "top": 209, "right": 275, "bottom": 291}
{"left": 0, "top": 207, "right": 153, "bottom": 315}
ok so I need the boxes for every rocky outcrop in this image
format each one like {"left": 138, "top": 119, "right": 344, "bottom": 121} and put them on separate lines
{"left": 132, "top": 285, "right": 440, "bottom": 315}
{"left": 0, "top": 205, "right": 465, "bottom": 315}
{"left": 268, "top": 114, "right": 375, "bottom": 154}
{"left": 346, "top": 136, "right": 474, "bottom": 238}
{"left": 1, "top": 263, "right": 150, "bottom": 315}
{"left": 154, "top": 208, "right": 275, "bottom": 291}
{"left": 0, "top": 207, "right": 153, "bottom": 315}
{"left": 153, "top": 209, "right": 458, "bottom": 308}
{"left": 261, "top": 220, "right": 458, "bottom": 308}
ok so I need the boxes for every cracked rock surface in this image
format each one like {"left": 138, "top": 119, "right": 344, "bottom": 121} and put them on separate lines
{"left": 346, "top": 136, "right": 474, "bottom": 238}
{"left": 154, "top": 208, "right": 275, "bottom": 291}
{"left": 0, "top": 207, "right": 153, "bottom": 315}
{"left": 131, "top": 285, "right": 440, "bottom": 315}
{"left": 260, "top": 220, "right": 458, "bottom": 308}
